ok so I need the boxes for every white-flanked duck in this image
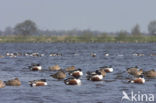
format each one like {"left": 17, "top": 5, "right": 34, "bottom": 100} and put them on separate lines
{"left": 99, "top": 66, "right": 113, "bottom": 73}
{"left": 29, "top": 64, "right": 42, "bottom": 71}
{"left": 87, "top": 70, "right": 103, "bottom": 81}
{"left": 29, "top": 79, "right": 47, "bottom": 87}
{"left": 69, "top": 68, "right": 83, "bottom": 78}
{"left": 128, "top": 75, "right": 145, "bottom": 84}
{"left": 64, "top": 77, "right": 81, "bottom": 85}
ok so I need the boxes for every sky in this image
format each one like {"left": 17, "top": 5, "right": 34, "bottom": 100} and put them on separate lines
{"left": 0, "top": 0, "right": 156, "bottom": 33}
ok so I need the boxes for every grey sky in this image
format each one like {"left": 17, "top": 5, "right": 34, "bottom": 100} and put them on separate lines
{"left": 0, "top": 0, "right": 156, "bottom": 32}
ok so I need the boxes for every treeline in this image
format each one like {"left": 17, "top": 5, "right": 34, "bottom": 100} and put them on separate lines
{"left": 1, "top": 35, "right": 156, "bottom": 43}
{"left": 0, "top": 20, "right": 156, "bottom": 43}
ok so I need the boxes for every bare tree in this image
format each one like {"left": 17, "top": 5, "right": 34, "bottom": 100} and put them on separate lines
{"left": 131, "top": 24, "right": 141, "bottom": 36}
{"left": 14, "top": 20, "right": 38, "bottom": 36}
{"left": 148, "top": 20, "right": 156, "bottom": 35}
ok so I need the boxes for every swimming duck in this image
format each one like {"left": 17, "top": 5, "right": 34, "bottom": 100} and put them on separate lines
{"left": 128, "top": 75, "right": 145, "bottom": 84}
{"left": 87, "top": 70, "right": 103, "bottom": 81}
{"left": 29, "top": 64, "right": 42, "bottom": 71}
{"left": 6, "top": 52, "right": 17, "bottom": 58}
{"left": 86, "top": 69, "right": 106, "bottom": 77}
{"left": 127, "top": 66, "right": 143, "bottom": 77}
{"left": 91, "top": 53, "right": 96, "bottom": 57}
{"left": 0, "top": 80, "right": 5, "bottom": 88}
{"left": 99, "top": 66, "right": 113, "bottom": 73}
{"left": 29, "top": 79, "right": 47, "bottom": 87}
{"left": 150, "top": 54, "right": 156, "bottom": 56}
{"left": 99, "top": 69, "right": 107, "bottom": 77}
{"left": 31, "top": 53, "right": 40, "bottom": 57}
{"left": 4, "top": 78, "right": 21, "bottom": 86}
{"left": 69, "top": 68, "right": 83, "bottom": 78}
{"left": 49, "top": 64, "right": 61, "bottom": 71}
{"left": 143, "top": 69, "right": 156, "bottom": 78}
{"left": 50, "top": 70, "right": 66, "bottom": 79}
{"left": 86, "top": 70, "right": 97, "bottom": 79}
{"left": 104, "top": 53, "right": 109, "bottom": 56}
{"left": 49, "top": 53, "right": 62, "bottom": 57}
{"left": 65, "top": 66, "right": 76, "bottom": 72}
{"left": 64, "top": 77, "right": 81, "bottom": 85}
{"left": 132, "top": 53, "right": 144, "bottom": 56}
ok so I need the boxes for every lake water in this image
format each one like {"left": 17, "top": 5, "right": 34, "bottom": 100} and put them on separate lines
{"left": 0, "top": 43, "right": 156, "bottom": 103}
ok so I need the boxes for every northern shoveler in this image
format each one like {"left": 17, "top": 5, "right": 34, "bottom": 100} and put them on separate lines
{"left": 4, "top": 78, "right": 21, "bottom": 86}
{"left": 87, "top": 70, "right": 103, "bottom": 81}
{"left": 49, "top": 64, "right": 61, "bottom": 71}
{"left": 29, "top": 64, "right": 42, "bottom": 71}
{"left": 128, "top": 75, "right": 145, "bottom": 84}
{"left": 69, "top": 68, "right": 83, "bottom": 78}
{"left": 99, "top": 66, "right": 113, "bottom": 73}
{"left": 64, "top": 77, "right": 81, "bottom": 85}
{"left": 91, "top": 53, "right": 96, "bottom": 57}
{"left": 99, "top": 69, "right": 107, "bottom": 77}
{"left": 50, "top": 70, "right": 66, "bottom": 79}
{"left": 143, "top": 69, "right": 156, "bottom": 78}
{"left": 65, "top": 66, "right": 76, "bottom": 72}
{"left": 127, "top": 66, "right": 143, "bottom": 77}
{"left": 29, "top": 79, "right": 47, "bottom": 87}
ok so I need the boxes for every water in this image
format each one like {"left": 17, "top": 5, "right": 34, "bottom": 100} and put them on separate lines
{"left": 0, "top": 43, "right": 156, "bottom": 103}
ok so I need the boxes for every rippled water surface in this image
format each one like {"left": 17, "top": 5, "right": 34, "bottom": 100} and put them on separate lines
{"left": 0, "top": 43, "right": 156, "bottom": 103}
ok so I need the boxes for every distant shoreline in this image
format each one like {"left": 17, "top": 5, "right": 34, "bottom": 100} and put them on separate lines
{"left": 0, "top": 35, "right": 156, "bottom": 43}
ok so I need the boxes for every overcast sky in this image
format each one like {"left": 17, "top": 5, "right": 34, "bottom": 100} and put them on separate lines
{"left": 0, "top": 0, "right": 156, "bottom": 32}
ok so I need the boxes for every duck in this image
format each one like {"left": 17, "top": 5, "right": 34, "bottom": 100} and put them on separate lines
{"left": 29, "top": 64, "right": 42, "bottom": 71}
{"left": 132, "top": 53, "right": 144, "bottom": 56}
{"left": 4, "top": 78, "right": 21, "bottom": 86}
{"left": 127, "top": 66, "right": 143, "bottom": 77}
{"left": 99, "top": 66, "right": 113, "bottom": 73}
{"left": 87, "top": 70, "right": 103, "bottom": 81}
{"left": 150, "top": 54, "right": 156, "bottom": 56}
{"left": 49, "top": 53, "right": 62, "bottom": 57}
{"left": 128, "top": 75, "right": 145, "bottom": 84}
{"left": 31, "top": 53, "right": 40, "bottom": 57}
{"left": 0, "top": 80, "right": 5, "bottom": 88}
{"left": 50, "top": 70, "right": 66, "bottom": 79}
{"left": 90, "top": 53, "right": 96, "bottom": 57}
{"left": 65, "top": 66, "right": 76, "bottom": 72}
{"left": 64, "top": 77, "right": 81, "bottom": 85}
{"left": 143, "top": 69, "right": 156, "bottom": 78}
{"left": 49, "top": 64, "right": 61, "bottom": 71}
{"left": 29, "top": 79, "right": 47, "bottom": 87}
{"left": 104, "top": 53, "right": 109, "bottom": 56}
{"left": 86, "top": 69, "right": 106, "bottom": 77}
{"left": 99, "top": 69, "right": 107, "bottom": 77}
{"left": 86, "top": 70, "right": 97, "bottom": 79}
{"left": 6, "top": 52, "right": 17, "bottom": 58}
{"left": 69, "top": 68, "right": 83, "bottom": 78}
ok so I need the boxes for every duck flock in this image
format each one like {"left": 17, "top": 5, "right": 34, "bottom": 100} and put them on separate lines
{"left": 0, "top": 51, "right": 156, "bottom": 88}
{"left": 0, "top": 52, "right": 156, "bottom": 58}
{"left": 0, "top": 61, "right": 156, "bottom": 88}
